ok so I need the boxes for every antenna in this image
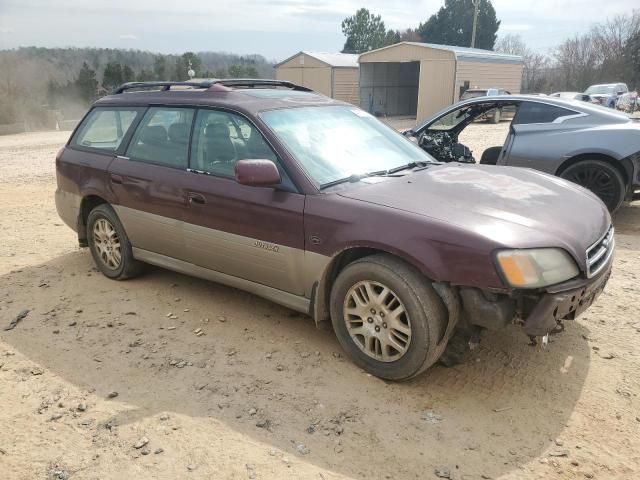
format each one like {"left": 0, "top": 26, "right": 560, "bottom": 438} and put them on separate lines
{"left": 187, "top": 60, "right": 195, "bottom": 80}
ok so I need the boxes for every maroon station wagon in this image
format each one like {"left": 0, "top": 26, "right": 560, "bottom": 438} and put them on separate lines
{"left": 55, "top": 79, "right": 614, "bottom": 380}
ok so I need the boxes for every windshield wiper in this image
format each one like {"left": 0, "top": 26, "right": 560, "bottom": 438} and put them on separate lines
{"left": 319, "top": 162, "right": 432, "bottom": 190}
{"left": 319, "top": 170, "right": 392, "bottom": 190}
{"left": 385, "top": 161, "right": 432, "bottom": 174}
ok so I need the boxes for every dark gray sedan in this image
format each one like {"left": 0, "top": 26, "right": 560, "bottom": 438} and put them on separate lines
{"left": 406, "top": 95, "right": 640, "bottom": 211}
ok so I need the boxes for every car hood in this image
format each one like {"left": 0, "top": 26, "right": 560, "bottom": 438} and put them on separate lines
{"left": 337, "top": 163, "right": 611, "bottom": 268}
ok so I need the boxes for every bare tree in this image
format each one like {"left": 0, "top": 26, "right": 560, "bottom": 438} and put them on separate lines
{"left": 495, "top": 33, "right": 549, "bottom": 93}
{"left": 494, "top": 34, "right": 527, "bottom": 55}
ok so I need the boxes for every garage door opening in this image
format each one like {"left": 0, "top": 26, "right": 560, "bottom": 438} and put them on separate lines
{"left": 359, "top": 62, "right": 419, "bottom": 118}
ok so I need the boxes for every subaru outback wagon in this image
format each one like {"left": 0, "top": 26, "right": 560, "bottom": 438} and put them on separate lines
{"left": 55, "top": 79, "right": 614, "bottom": 380}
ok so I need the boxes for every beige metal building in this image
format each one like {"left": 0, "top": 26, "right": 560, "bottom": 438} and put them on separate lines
{"left": 358, "top": 42, "right": 523, "bottom": 121}
{"left": 274, "top": 51, "right": 359, "bottom": 105}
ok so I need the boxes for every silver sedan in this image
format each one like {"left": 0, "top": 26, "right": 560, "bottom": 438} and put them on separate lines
{"left": 406, "top": 95, "right": 640, "bottom": 212}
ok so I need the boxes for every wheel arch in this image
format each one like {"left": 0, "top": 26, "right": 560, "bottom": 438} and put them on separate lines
{"left": 78, "top": 194, "right": 110, "bottom": 246}
{"left": 311, "top": 245, "right": 437, "bottom": 327}
{"left": 556, "top": 153, "right": 631, "bottom": 188}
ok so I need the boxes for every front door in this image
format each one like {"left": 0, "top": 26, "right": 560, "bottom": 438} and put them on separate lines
{"left": 182, "top": 109, "right": 306, "bottom": 295}
{"left": 108, "top": 106, "right": 195, "bottom": 259}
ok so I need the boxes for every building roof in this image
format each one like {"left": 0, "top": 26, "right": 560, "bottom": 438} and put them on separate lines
{"left": 360, "top": 41, "right": 523, "bottom": 64}
{"left": 275, "top": 51, "right": 359, "bottom": 68}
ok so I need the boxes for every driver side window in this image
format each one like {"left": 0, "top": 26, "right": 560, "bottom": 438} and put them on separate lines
{"left": 190, "top": 110, "right": 278, "bottom": 177}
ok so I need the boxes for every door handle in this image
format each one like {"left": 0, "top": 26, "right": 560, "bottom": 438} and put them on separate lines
{"left": 110, "top": 174, "right": 123, "bottom": 185}
{"left": 187, "top": 192, "right": 206, "bottom": 205}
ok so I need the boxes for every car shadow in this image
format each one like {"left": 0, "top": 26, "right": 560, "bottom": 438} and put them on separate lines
{"left": 0, "top": 249, "right": 595, "bottom": 479}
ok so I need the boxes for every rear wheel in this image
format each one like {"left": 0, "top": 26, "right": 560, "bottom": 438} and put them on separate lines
{"left": 560, "top": 159, "right": 625, "bottom": 212}
{"left": 330, "top": 254, "right": 447, "bottom": 381}
{"left": 87, "top": 204, "right": 143, "bottom": 279}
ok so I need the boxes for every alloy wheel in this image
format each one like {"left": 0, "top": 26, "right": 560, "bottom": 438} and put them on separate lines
{"left": 563, "top": 166, "right": 618, "bottom": 208}
{"left": 343, "top": 280, "right": 412, "bottom": 362}
{"left": 92, "top": 218, "right": 122, "bottom": 270}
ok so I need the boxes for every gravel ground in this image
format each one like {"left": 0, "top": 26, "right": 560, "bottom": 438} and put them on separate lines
{"left": 0, "top": 130, "right": 639, "bottom": 480}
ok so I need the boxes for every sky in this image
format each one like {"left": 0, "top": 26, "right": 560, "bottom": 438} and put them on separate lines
{"left": 0, "top": 0, "right": 637, "bottom": 61}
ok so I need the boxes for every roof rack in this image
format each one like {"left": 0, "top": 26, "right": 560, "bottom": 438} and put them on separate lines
{"left": 114, "top": 79, "right": 312, "bottom": 94}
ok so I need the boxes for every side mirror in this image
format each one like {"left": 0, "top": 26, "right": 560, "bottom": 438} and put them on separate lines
{"left": 235, "top": 159, "right": 281, "bottom": 187}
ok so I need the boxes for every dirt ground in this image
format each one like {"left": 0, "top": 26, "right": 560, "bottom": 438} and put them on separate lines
{"left": 1, "top": 130, "right": 639, "bottom": 480}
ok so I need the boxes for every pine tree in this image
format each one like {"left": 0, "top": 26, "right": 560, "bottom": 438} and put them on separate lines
{"left": 418, "top": 0, "right": 500, "bottom": 50}
{"left": 75, "top": 62, "right": 98, "bottom": 104}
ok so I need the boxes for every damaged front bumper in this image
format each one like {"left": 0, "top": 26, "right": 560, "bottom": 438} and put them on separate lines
{"left": 460, "top": 260, "right": 613, "bottom": 338}
{"left": 520, "top": 262, "right": 612, "bottom": 336}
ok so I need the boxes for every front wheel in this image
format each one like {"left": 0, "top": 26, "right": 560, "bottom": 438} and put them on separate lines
{"left": 330, "top": 254, "right": 447, "bottom": 381}
{"left": 560, "top": 159, "right": 625, "bottom": 212}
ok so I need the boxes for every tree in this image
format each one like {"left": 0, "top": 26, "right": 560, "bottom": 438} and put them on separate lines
{"left": 341, "top": 8, "right": 399, "bottom": 53}
{"left": 75, "top": 62, "right": 98, "bottom": 104}
{"left": 137, "top": 69, "right": 154, "bottom": 81}
{"left": 227, "top": 65, "right": 258, "bottom": 77}
{"left": 121, "top": 64, "right": 135, "bottom": 82}
{"left": 495, "top": 34, "right": 549, "bottom": 92}
{"left": 153, "top": 55, "right": 166, "bottom": 80}
{"left": 592, "top": 12, "right": 640, "bottom": 85}
{"left": 213, "top": 68, "right": 227, "bottom": 79}
{"left": 625, "top": 29, "right": 640, "bottom": 87}
{"left": 399, "top": 28, "right": 421, "bottom": 42}
{"left": 494, "top": 33, "right": 526, "bottom": 55}
{"left": 102, "top": 62, "right": 122, "bottom": 90}
{"left": 418, "top": 0, "right": 500, "bottom": 50}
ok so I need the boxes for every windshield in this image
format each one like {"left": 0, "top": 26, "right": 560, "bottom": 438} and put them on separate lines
{"left": 260, "top": 106, "right": 435, "bottom": 186}
{"left": 428, "top": 106, "right": 479, "bottom": 130}
{"left": 585, "top": 85, "right": 615, "bottom": 95}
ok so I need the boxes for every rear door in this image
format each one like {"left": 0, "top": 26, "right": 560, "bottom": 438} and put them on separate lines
{"left": 108, "top": 106, "right": 195, "bottom": 259}
{"left": 182, "top": 108, "right": 306, "bottom": 295}
{"left": 59, "top": 107, "right": 142, "bottom": 231}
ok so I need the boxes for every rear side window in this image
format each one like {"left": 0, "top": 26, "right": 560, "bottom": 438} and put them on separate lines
{"left": 72, "top": 108, "right": 140, "bottom": 151}
{"left": 126, "top": 107, "right": 195, "bottom": 168}
{"left": 514, "top": 102, "right": 578, "bottom": 125}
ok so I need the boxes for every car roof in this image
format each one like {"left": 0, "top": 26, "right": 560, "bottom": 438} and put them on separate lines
{"left": 94, "top": 81, "right": 346, "bottom": 116}
{"left": 414, "top": 94, "right": 631, "bottom": 130}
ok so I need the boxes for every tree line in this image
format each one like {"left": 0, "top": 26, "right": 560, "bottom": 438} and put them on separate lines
{"left": 0, "top": 47, "right": 273, "bottom": 126}
{"left": 495, "top": 12, "right": 639, "bottom": 93}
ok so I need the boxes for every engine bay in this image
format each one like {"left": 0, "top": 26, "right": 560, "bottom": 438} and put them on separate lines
{"left": 416, "top": 131, "right": 475, "bottom": 164}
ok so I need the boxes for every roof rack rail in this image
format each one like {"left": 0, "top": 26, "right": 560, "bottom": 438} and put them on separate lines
{"left": 214, "top": 79, "right": 312, "bottom": 91}
{"left": 114, "top": 80, "right": 217, "bottom": 94}
{"left": 114, "top": 79, "right": 312, "bottom": 94}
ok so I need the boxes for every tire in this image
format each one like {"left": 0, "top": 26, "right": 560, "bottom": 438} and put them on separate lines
{"left": 87, "top": 204, "right": 144, "bottom": 280}
{"left": 479, "top": 146, "right": 502, "bottom": 165}
{"left": 490, "top": 109, "right": 501, "bottom": 124}
{"left": 560, "top": 159, "right": 626, "bottom": 212}
{"left": 329, "top": 254, "right": 447, "bottom": 381}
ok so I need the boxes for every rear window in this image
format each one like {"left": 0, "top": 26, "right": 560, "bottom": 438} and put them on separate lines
{"left": 72, "top": 107, "right": 140, "bottom": 151}
{"left": 513, "top": 102, "right": 579, "bottom": 125}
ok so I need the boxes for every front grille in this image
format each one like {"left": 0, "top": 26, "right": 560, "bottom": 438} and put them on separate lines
{"left": 586, "top": 226, "right": 614, "bottom": 277}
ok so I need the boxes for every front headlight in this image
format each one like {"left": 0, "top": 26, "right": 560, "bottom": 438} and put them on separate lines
{"left": 495, "top": 248, "right": 579, "bottom": 288}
